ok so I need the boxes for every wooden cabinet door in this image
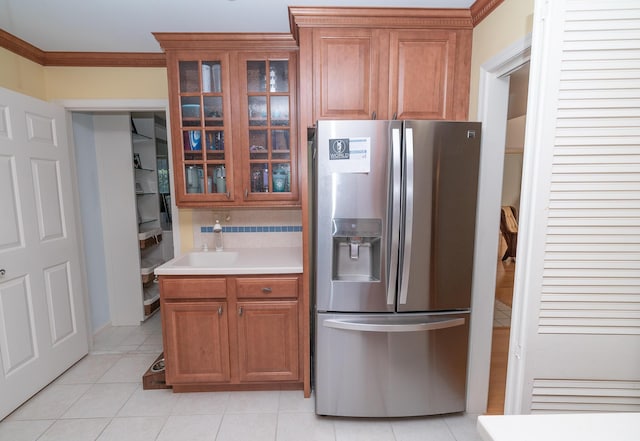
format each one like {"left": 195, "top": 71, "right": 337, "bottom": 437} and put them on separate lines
{"left": 236, "top": 52, "right": 299, "bottom": 204}
{"left": 166, "top": 51, "right": 236, "bottom": 206}
{"left": 313, "top": 29, "right": 381, "bottom": 120}
{"left": 388, "top": 30, "right": 461, "bottom": 120}
{"left": 236, "top": 301, "right": 299, "bottom": 382}
{"left": 163, "top": 301, "right": 230, "bottom": 384}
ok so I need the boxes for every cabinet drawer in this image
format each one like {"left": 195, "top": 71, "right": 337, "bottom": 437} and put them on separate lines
{"left": 235, "top": 277, "right": 298, "bottom": 299}
{"left": 161, "top": 277, "right": 227, "bottom": 299}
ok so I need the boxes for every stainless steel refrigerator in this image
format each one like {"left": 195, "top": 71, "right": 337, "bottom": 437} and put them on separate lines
{"left": 313, "top": 120, "right": 481, "bottom": 417}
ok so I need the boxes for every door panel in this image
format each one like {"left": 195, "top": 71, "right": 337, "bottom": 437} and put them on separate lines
{"left": 236, "top": 301, "right": 299, "bottom": 382}
{"left": 313, "top": 29, "right": 379, "bottom": 120}
{"left": 507, "top": 0, "right": 640, "bottom": 413}
{"left": 315, "top": 311, "right": 469, "bottom": 417}
{"left": 32, "top": 159, "right": 65, "bottom": 241}
{"left": 0, "top": 276, "right": 36, "bottom": 373}
{"left": 0, "top": 87, "right": 88, "bottom": 420}
{"left": 389, "top": 30, "right": 457, "bottom": 120}
{"left": 314, "top": 120, "right": 399, "bottom": 313}
{"left": 399, "top": 122, "right": 480, "bottom": 312}
{"left": 163, "top": 301, "right": 230, "bottom": 384}
{"left": 0, "top": 155, "right": 22, "bottom": 251}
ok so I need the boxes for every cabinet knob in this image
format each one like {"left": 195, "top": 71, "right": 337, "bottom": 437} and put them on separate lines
{"left": 0, "top": 269, "right": 5, "bottom": 277}
{"left": 262, "top": 287, "right": 272, "bottom": 294}
{"left": 225, "top": 192, "right": 230, "bottom": 199}
{"left": 238, "top": 306, "right": 243, "bottom": 316}
{"left": 244, "top": 189, "right": 249, "bottom": 198}
{"left": 392, "top": 112, "right": 398, "bottom": 120}
{"left": 218, "top": 306, "right": 223, "bottom": 316}
{"left": 371, "top": 111, "right": 377, "bottom": 120}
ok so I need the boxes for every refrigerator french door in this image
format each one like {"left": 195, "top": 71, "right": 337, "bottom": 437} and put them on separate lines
{"left": 313, "top": 120, "right": 481, "bottom": 417}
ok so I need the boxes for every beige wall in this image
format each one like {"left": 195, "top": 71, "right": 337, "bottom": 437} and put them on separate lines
{"left": 44, "top": 66, "right": 168, "bottom": 101}
{"left": 0, "top": 48, "right": 47, "bottom": 99}
{"left": 468, "top": 0, "right": 535, "bottom": 120}
{"left": 0, "top": 49, "right": 168, "bottom": 100}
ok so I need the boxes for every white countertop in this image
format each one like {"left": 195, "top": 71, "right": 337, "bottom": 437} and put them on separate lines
{"left": 478, "top": 413, "right": 640, "bottom": 441}
{"left": 154, "top": 246, "right": 303, "bottom": 275}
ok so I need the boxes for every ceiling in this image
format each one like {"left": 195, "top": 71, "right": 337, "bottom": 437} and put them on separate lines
{"left": 0, "top": 0, "right": 475, "bottom": 53}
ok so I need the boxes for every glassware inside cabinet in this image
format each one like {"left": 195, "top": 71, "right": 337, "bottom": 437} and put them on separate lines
{"left": 272, "top": 163, "right": 290, "bottom": 192}
{"left": 201, "top": 61, "right": 222, "bottom": 93}
{"left": 270, "top": 96, "right": 289, "bottom": 126}
{"left": 248, "top": 96, "right": 267, "bottom": 126}
{"left": 185, "top": 164, "right": 204, "bottom": 194}
{"left": 250, "top": 163, "right": 270, "bottom": 193}
{"left": 181, "top": 96, "right": 201, "bottom": 127}
{"left": 207, "top": 165, "right": 227, "bottom": 194}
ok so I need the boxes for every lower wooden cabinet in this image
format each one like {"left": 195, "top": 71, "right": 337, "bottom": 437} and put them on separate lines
{"left": 237, "top": 301, "right": 299, "bottom": 382}
{"left": 163, "top": 301, "right": 230, "bottom": 384}
{"left": 159, "top": 274, "right": 302, "bottom": 391}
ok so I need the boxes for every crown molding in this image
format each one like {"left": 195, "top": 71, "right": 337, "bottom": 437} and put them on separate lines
{"left": 470, "top": 0, "right": 505, "bottom": 26}
{"left": 0, "top": 29, "right": 46, "bottom": 64}
{"left": 0, "top": 29, "right": 165, "bottom": 67}
{"left": 153, "top": 32, "right": 298, "bottom": 52}
{"left": 288, "top": 7, "right": 474, "bottom": 40}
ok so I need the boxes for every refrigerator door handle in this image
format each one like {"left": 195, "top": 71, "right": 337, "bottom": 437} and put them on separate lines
{"left": 387, "top": 127, "right": 402, "bottom": 305}
{"left": 322, "top": 317, "right": 465, "bottom": 333}
{"left": 399, "top": 127, "right": 414, "bottom": 305}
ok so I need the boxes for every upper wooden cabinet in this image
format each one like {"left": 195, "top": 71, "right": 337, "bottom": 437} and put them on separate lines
{"left": 154, "top": 34, "right": 299, "bottom": 208}
{"left": 290, "top": 7, "right": 473, "bottom": 122}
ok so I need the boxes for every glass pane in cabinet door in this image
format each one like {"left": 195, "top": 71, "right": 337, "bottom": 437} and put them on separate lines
{"left": 250, "top": 163, "right": 269, "bottom": 193}
{"left": 203, "top": 96, "right": 223, "bottom": 127}
{"left": 248, "top": 96, "right": 267, "bottom": 126}
{"left": 269, "top": 60, "right": 289, "bottom": 93}
{"left": 179, "top": 61, "right": 199, "bottom": 93}
{"left": 185, "top": 165, "right": 204, "bottom": 194}
{"left": 247, "top": 61, "right": 266, "bottom": 92}
{"left": 202, "top": 61, "right": 221, "bottom": 93}
{"left": 207, "top": 165, "right": 227, "bottom": 194}
{"left": 271, "top": 130, "right": 290, "bottom": 159}
{"left": 205, "top": 130, "right": 225, "bottom": 161}
{"left": 183, "top": 130, "right": 203, "bottom": 161}
{"left": 270, "top": 96, "right": 289, "bottom": 126}
{"left": 272, "top": 163, "right": 290, "bottom": 193}
{"left": 181, "top": 96, "right": 201, "bottom": 127}
{"left": 249, "top": 130, "right": 268, "bottom": 160}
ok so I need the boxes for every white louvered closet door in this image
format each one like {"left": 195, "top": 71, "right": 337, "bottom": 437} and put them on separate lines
{"left": 507, "top": 0, "right": 640, "bottom": 413}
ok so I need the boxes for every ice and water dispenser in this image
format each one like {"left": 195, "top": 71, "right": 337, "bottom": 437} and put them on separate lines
{"left": 331, "top": 218, "right": 381, "bottom": 282}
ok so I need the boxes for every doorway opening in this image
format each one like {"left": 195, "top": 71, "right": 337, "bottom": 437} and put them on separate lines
{"left": 486, "top": 62, "right": 530, "bottom": 415}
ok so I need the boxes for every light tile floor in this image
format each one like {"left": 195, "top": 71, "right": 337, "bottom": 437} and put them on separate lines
{"left": 0, "top": 312, "right": 484, "bottom": 441}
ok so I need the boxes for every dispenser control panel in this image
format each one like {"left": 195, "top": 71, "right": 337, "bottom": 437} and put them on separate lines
{"left": 331, "top": 218, "right": 382, "bottom": 237}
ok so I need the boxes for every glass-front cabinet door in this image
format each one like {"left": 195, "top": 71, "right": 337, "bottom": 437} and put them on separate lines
{"left": 239, "top": 53, "right": 297, "bottom": 203}
{"left": 174, "top": 53, "right": 234, "bottom": 203}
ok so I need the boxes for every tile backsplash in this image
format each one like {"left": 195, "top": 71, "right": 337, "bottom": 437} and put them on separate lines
{"left": 192, "top": 208, "right": 302, "bottom": 249}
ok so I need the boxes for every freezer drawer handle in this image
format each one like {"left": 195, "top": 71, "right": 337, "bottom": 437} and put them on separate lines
{"left": 322, "top": 317, "right": 465, "bottom": 333}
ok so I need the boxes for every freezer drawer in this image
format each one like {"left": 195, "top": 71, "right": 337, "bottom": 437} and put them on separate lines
{"left": 315, "top": 312, "right": 469, "bottom": 417}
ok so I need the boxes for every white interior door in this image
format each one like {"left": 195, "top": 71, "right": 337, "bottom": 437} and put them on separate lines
{"left": 506, "top": 0, "right": 640, "bottom": 413}
{"left": 0, "top": 87, "right": 88, "bottom": 419}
